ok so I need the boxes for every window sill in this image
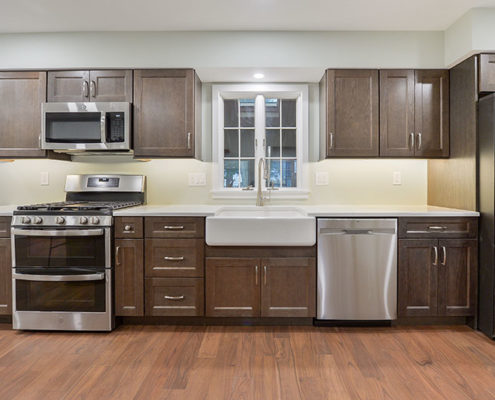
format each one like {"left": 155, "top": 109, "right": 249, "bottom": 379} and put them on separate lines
{"left": 210, "top": 189, "right": 310, "bottom": 200}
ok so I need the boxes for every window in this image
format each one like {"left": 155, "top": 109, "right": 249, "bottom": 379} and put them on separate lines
{"left": 212, "top": 84, "right": 308, "bottom": 199}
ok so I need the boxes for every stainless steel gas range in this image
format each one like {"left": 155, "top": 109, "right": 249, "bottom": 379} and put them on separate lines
{"left": 11, "top": 174, "right": 145, "bottom": 331}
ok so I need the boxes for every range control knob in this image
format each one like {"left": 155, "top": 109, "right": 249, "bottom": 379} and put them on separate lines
{"left": 55, "top": 216, "right": 65, "bottom": 225}
{"left": 21, "top": 216, "right": 31, "bottom": 224}
{"left": 90, "top": 216, "right": 100, "bottom": 225}
{"left": 33, "top": 216, "right": 43, "bottom": 225}
{"left": 79, "top": 216, "right": 88, "bottom": 225}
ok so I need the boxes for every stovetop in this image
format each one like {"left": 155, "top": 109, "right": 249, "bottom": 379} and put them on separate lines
{"left": 16, "top": 200, "right": 142, "bottom": 213}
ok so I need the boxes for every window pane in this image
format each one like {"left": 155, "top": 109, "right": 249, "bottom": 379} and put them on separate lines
{"left": 224, "top": 159, "right": 239, "bottom": 188}
{"left": 282, "top": 160, "right": 297, "bottom": 188}
{"left": 282, "top": 129, "right": 296, "bottom": 157}
{"left": 240, "top": 159, "right": 255, "bottom": 188}
{"left": 240, "top": 99, "right": 255, "bottom": 127}
{"left": 265, "top": 98, "right": 280, "bottom": 127}
{"left": 282, "top": 99, "right": 296, "bottom": 127}
{"left": 224, "top": 100, "right": 238, "bottom": 127}
{"left": 266, "top": 129, "right": 280, "bottom": 157}
{"left": 240, "top": 129, "right": 255, "bottom": 157}
{"left": 224, "top": 129, "right": 239, "bottom": 158}
{"left": 266, "top": 159, "right": 281, "bottom": 188}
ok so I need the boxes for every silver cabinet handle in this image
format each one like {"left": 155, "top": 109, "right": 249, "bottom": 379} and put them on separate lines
{"left": 13, "top": 272, "right": 104, "bottom": 282}
{"left": 329, "top": 132, "right": 334, "bottom": 150}
{"left": 255, "top": 265, "right": 259, "bottom": 285}
{"left": 441, "top": 246, "right": 447, "bottom": 266}
{"left": 124, "top": 225, "right": 134, "bottom": 232}
{"left": 187, "top": 132, "right": 192, "bottom": 149}
{"left": 410, "top": 133, "right": 415, "bottom": 150}
{"left": 116, "top": 246, "right": 121, "bottom": 265}
{"left": 164, "top": 295, "right": 185, "bottom": 301}
{"left": 428, "top": 226, "right": 447, "bottom": 231}
{"left": 263, "top": 265, "right": 267, "bottom": 285}
{"left": 164, "top": 256, "right": 184, "bottom": 261}
{"left": 90, "top": 80, "right": 96, "bottom": 97}
{"left": 83, "top": 80, "right": 89, "bottom": 98}
{"left": 417, "top": 133, "right": 422, "bottom": 150}
{"left": 163, "top": 225, "right": 184, "bottom": 230}
{"left": 433, "top": 246, "right": 438, "bottom": 266}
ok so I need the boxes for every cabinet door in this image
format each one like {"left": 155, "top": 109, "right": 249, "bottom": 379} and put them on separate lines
{"left": 479, "top": 54, "right": 495, "bottom": 93}
{"left": 379, "top": 70, "right": 415, "bottom": 157}
{"left": 0, "top": 239, "right": 11, "bottom": 315}
{"left": 134, "top": 69, "right": 195, "bottom": 157}
{"left": 414, "top": 70, "right": 449, "bottom": 157}
{"left": 205, "top": 258, "right": 260, "bottom": 317}
{"left": 325, "top": 69, "right": 379, "bottom": 157}
{"left": 261, "top": 258, "right": 315, "bottom": 317}
{"left": 47, "top": 70, "right": 90, "bottom": 102}
{"left": 437, "top": 239, "right": 477, "bottom": 317}
{"left": 89, "top": 70, "right": 132, "bottom": 102}
{"left": 115, "top": 239, "right": 144, "bottom": 316}
{"left": 0, "top": 72, "right": 46, "bottom": 158}
{"left": 398, "top": 239, "right": 438, "bottom": 317}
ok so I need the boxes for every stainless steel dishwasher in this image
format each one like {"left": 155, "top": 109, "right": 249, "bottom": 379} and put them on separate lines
{"left": 317, "top": 219, "right": 397, "bottom": 321}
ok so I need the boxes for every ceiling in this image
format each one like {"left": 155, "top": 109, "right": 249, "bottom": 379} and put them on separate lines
{"left": 1, "top": 0, "right": 495, "bottom": 33}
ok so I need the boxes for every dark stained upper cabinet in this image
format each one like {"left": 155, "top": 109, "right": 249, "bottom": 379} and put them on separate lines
{"left": 380, "top": 69, "right": 449, "bottom": 158}
{"left": 319, "top": 69, "right": 379, "bottom": 158}
{"left": 479, "top": 54, "right": 495, "bottom": 93}
{"left": 133, "top": 69, "right": 202, "bottom": 159}
{"left": 47, "top": 70, "right": 132, "bottom": 102}
{"left": 414, "top": 70, "right": 449, "bottom": 158}
{"left": 0, "top": 71, "right": 47, "bottom": 158}
{"left": 380, "top": 70, "right": 415, "bottom": 157}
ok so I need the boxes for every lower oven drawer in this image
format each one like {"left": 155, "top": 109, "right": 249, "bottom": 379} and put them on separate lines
{"left": 145, "top": 278, "right": 204, "bottom": 316}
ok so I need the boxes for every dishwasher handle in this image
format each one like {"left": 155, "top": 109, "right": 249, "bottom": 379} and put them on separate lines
{"left": 319, "top": 228, "right": 396, "bottom": 235}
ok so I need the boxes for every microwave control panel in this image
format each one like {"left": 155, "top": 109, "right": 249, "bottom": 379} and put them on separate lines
{"left": 106, "top": 112, "right": 125, "bottom": 143}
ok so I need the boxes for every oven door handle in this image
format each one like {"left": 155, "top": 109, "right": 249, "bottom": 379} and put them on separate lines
{"left": 12, "top": 228, "right": 104, "bottom": 237}
{"left": 12, "top": 272, "right": 105, "bottom": 282}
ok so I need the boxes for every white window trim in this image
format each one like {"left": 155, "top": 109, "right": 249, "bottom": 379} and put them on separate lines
{"left": 211, "top": 83, "right": 309, "bottom": 200}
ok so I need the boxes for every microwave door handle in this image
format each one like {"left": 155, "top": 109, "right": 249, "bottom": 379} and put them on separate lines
{"left": 12, "top": 228, "right": 104, "bottom": 237}
{"left": 12, "top": 272, "right": 105, "bottom": 282}
{"left": 101, "top": 112, "right": 106, "bottom": 145}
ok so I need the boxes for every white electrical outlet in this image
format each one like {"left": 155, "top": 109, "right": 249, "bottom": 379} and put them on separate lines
{"left": 40, "top": 172, "right": 49, "bottom": 186}
{"left": 315, "top": 171, "right": 329, "bottom": 186}
{"left": 188, "top": 173, "right": 206, "bottom": 186}
{"left": 392, "top": 171, "right": 402, "bottom": 185}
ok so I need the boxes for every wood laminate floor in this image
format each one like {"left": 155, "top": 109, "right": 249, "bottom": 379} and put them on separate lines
{"left": 0, "top": 324, "right": 494, "bottom": 400}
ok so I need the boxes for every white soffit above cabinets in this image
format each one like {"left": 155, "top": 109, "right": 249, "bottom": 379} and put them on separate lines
{"left": 1, "top": 0, "right": 495, "bottom": 33}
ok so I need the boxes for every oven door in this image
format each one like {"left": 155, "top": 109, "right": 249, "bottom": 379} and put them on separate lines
{"left": 11, "top": 227, "right": 113, "bottom": 331}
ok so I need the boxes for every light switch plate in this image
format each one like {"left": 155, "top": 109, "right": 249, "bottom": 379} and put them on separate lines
{"left": 392, "top": 171, "right": 402, "bottom": 185}
{"left": 188, "top": 172, "right": 206, "bottom": 186}
{"left": 40, "top": 172, "right": 49, "bottom": 186}
{"left": 315, "top": 171, "right": 329, "bottom": 186}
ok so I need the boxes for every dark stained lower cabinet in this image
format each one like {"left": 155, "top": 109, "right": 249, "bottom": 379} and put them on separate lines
{"left": 206, "top": 258, "right": 260, "bottom": 317}
{"left": 479, "top": 54, "right": 495, "bottom": 93}
{"left": 206, "top": 256, "right": 316, "bottom": 318}
{"left": 0, "top": 239, "right": 11, "bottom": 315}
{"left": 261, "top": 258, "right": 315, "bottom": 317}
{"left": 145, "top": 278, "right": 204, "bottom": 316}
{"left": 398, "top": 238, "right": 477, "bottom": 318}
{"left": 115, "top": 239, "right": 144, "bottom": 316}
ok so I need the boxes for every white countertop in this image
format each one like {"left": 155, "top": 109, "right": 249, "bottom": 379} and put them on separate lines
{"left": 0, "top": 205, "right": 17, "bottom": 216}
{"left": 114, "top": 204, "right": 479, "bottom": 217}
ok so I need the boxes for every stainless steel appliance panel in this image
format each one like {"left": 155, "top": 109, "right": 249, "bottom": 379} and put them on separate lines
{"left": 317, "top": 219, "right": 397, "bottom": 320}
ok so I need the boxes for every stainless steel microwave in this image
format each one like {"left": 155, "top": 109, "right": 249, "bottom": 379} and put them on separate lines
{"left": 41, "top": 102, "right": 131, "bottom": 151}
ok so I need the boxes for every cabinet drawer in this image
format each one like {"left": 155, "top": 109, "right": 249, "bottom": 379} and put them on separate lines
{"left": 398, "top": 218, "right": 477, "bottom": 239}
{"left": 145, "top": 217, "right": 204, "bottom": 238}
{"left": 145, "top": 277, "right": 204, "bottom": 316}
{"left": 0, "top": 218, "right": 11, "bottom": 238}
{"left": 145, "top": 239, "right": 204, "bottom": 277}
{"left": 115, "top": 217, "right": 143, "bottom": 239}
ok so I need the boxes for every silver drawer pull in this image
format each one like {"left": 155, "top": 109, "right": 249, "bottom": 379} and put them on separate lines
{"left": 164, "top": 256, "right": 184, "bottom": 261}
{"left": 163, "top": 225, "right": 184, "bottom": 230}
{"left": 164, "top": 295, "right": 185, "bottom": 301}
{"left": 427, "top": 226, "right": 447, "bottom": 231}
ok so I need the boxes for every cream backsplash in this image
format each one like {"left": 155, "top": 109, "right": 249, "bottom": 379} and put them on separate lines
{"left": 0, "top": 158, "right": 426, "bottom": 206}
